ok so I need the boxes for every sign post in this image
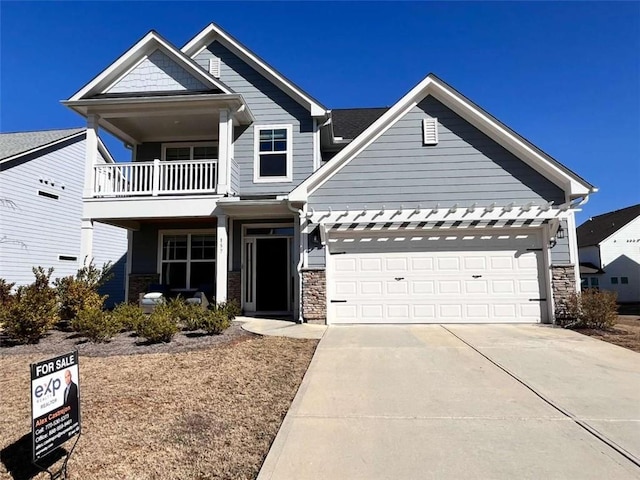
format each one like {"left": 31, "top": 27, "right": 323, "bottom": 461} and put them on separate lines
{"left": 31, "top": 351, "right": 81, "bottom": 478}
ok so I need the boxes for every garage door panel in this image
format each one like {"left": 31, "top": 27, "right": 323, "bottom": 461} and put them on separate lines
{"left": 328, "top": 229, "right": 545, "bottom": 324}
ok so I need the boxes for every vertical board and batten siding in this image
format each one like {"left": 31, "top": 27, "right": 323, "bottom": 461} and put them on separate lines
{"left": 308, "top": 96, "right": 566, "bottom": 210}
{"left": 0, "top": 137, "right": 127, "bottom": 294}
{"left": 107, "top": 50, "right": 208, "bottom": 94}
{"left": 93, "top": 221, "right": 128, "bottom": 306}
{"left": 194, "top": 42, "right": 314, "bottom": 195}
{"left": 135, "top": 143, "right": 162, "bottom": 162}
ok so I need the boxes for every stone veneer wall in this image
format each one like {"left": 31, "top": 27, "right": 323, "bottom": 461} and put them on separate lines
{"left": 302, "top": 269, "right": 326, "bottom": 324}
{"left": 551, "top": 265, "right": 576, "bottom": 322}
{"left": 128, "top": 273, "right": 160, "bottom": 303}
{"left": 227, "top": 271, "right": 241, "bottom": 306}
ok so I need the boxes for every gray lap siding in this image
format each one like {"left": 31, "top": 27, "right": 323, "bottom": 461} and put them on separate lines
{"left": 308, "top": 96, "right": 565, "bottom": 210}
{"left": 195, "top": 42, "right": 314, "bottom": 195}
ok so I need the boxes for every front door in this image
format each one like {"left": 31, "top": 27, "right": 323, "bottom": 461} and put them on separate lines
{"left": 256, "top": 238, "right": 289, "bottom": 311}
{"left": 242, "top": 225, "right": 294, "bottom": 314}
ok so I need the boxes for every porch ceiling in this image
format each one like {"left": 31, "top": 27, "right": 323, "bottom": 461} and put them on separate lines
{"left": 63, "top": 94, "right": 254, "bottom": 145}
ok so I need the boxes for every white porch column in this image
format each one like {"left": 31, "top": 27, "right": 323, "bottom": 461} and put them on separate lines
{"left": 217, "top": 109, "right": 232, "bottom": 195}
{"left": 80, "top": 219, "right": 94, "bottom": 267}
{"left": 216, "top": 214, "right": 228, "bottom": 303}
{"left": 83, "top": 114, "right": 99, "bottom": 198}
{"left": 566, "top": 211, "right": 581, "bottom": 292}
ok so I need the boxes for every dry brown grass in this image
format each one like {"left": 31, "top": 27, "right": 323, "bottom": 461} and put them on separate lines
{"left": 0, "top": 335, "right": 318, "bottom": 480}
{"left": 577, "top": 315, "right": 640, "bottom": 353}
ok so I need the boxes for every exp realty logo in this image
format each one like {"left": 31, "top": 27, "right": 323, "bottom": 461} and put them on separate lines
{"left": 34, "top": 376, "right": 62, "bottom": 406}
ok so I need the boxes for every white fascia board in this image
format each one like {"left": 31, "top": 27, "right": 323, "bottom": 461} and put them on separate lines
{"left": 182, "top": 23, "right": 327, "bottom": 117}
{"left": 0, "top": 130, "right": 86, "bottom": 165}
{"left": 290, "top": 75, "right": 594, "bottom": 202}
{"left": 68, "top": 31, "right": 231, "bottom": 102}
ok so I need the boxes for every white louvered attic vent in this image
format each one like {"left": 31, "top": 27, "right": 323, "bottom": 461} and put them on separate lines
{"left": 208, "top": 57, "right": 221, "bottom": 78}
{"left": 423, "top": 117, "right": 439, "bottom": 145}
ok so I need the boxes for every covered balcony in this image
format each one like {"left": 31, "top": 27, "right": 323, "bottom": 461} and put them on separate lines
{"left": 93, "top": 158, "right": 219, "bottom": 197}
{"left": 64, "top": 93, "right": 254, "bottom": 201}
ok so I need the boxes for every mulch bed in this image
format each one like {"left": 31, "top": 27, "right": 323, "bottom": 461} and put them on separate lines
{"left": 576, "top": 315, "right": 640, "bottom": 353}
{"left": 0, "top": 322, "right": 254, "bottom": 357}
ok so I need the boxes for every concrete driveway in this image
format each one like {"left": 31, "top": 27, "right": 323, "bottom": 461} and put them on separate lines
{"left": 258, "top": 325, "right": 640, "bottom": 479}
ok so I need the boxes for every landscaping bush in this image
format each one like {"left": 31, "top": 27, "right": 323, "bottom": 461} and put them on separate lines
{"left": 562, "top": 289, "right": 618, "bottom": 329}
{"left": 0, "top": 278, "right": 15, "bottom": 306}
{"left": 199, "top": 308, "right": 231, "bottom": 335}
{"left": 166, "top": 297, "right": 204, "bottom": 331}
{"left": 112, "top": 302, "right": 146, "bottom": 332}
{"left": 56, "top": 261, "right": 111, "bottom": 323}
{"left": 2, "top": 267, "right": 58, "bottom": 344}
{"left": 215, "top": 299, "right": 241, "bottom": 321}
{"left": 71, "top": 307, "right": 122, "bottom": 343}
{"left": 136, "top": 304, "right": 178, "bottom": 343}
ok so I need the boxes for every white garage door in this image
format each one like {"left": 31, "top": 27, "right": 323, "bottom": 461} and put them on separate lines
{"left": 327, "top": 229, "right": 547, "bottom": 324}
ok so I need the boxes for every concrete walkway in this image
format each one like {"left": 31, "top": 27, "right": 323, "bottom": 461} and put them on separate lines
{"left": 239, "top": 317, "right": 326, "bottom": 340}
{"left": 258, "top": 324, "right": 640, "bottom": 480}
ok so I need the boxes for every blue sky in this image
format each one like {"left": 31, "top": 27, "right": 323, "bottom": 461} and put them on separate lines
{"left": 1, "top": 1, "right": 638, "bottom": 224}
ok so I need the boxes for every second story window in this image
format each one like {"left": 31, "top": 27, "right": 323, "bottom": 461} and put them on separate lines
{"left": 254, "top": 125, "right": 293, "bottom": 183}
{"left": 163, "top": 143, "right": 218, "bottom": 161}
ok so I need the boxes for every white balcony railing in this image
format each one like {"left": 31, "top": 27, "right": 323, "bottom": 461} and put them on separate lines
{"left": 92, "top": 159, "right": 218, "bottom": 197}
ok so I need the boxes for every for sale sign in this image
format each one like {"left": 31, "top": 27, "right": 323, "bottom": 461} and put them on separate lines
{"left": 31, "top": 351, "right": 81, "bottom": 461}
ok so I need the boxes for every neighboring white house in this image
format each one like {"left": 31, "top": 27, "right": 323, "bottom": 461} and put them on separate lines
{"left": 577, "top": 204, "right": 640, "bottom": 303}
{"left": 0, "top": 128, "right": 128, "bottom": 306}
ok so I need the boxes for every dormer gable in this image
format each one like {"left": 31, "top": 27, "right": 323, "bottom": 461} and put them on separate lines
{"left": 68, "top": 30, "right": 233, "bottom": 101}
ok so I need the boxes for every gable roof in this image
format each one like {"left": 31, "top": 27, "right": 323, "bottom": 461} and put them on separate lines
{"left": 290, "top": 73, "right": 596, "bottom": 202}
{"left": 68, "top": 30, "right": 232, "bottom": 102}
{"left": 0, "top": 128, "right": 85, "bottom": 163}
{"left": 331, "top": 108, "right": 389, "bottom": 140}
{"left": 182, "top": 23, "right": 328, "bottom": 117}
{"left": 577, "top": 204, "right": 640, "bottom": 247}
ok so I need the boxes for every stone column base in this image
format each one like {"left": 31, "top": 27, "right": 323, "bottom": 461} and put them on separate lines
{"left": 128, "top": 273, "right": 160, "bottom": 303}
{"left": 551, "top": 265, "right": 576, "bottom": 323}
{"left": 302, "top": 269, "right": 326, "bottom": 324}
{"left": 227, "top": 271, "right": 241, "bottom": 306}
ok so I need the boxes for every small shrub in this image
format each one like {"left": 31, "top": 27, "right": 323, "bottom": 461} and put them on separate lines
{"left": 3, "top": 267, "right": 58, "bottom": 344}
{"left": 199, "top": 309, "right": 231, "bottom": 335}
{"left": 56, "top": 261, "right": 111, "bottom": 323}
{"left": 562, "top": 289, "right": 618, "bottom": 329}
{"left": 215, "top": 300, "right": 241, "bottom": 321}
{"left": 112, "top": 302, "right": 146, "bottom": 332}
{"left": 0, "top": 279, "right": 15, "bottom": 306}
{"left": 71, "top": 307, "right": 122, "bottom": 343}
{"left": 166, "top": 297, "right": 200, "bottom": 330}
{"left": 136, "top": 304, "right": 178, "bottom": 343}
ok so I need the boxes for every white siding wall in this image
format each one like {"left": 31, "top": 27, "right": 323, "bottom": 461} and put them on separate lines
{"left": 599, "top": 217, "right": 640, "bottom": 302}
{"left": 0, "top": 137, "right": 127, "bottom": 297}
{"left": 578, "top": 245, "right": 601, "bottom": 266}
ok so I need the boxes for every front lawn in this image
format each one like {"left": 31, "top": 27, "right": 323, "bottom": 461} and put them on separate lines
{"left": 577, "top": 315, "right": 640, "bottom": 353}
{"left": 0, "top": 330, "right": 318, "bottom": 479}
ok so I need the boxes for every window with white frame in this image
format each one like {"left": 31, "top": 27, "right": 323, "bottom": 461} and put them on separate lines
{"left": 160, "top": 231, "right": 216, "bottom": 296}
{"left": 254, "top": 125, "right": 293, "bottom": 182}
{"left": 163, "top": 143, "right": 218, "bottom": 161}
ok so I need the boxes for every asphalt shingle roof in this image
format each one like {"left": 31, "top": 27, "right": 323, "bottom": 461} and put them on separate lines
{"left": 577, "top": 204, "right": 640, "bottom": 247}
{"left": 0, "top": 128, "right": 85, "bottom": 161}
{"left": 331, "top": 107, "right": 389, "bottom": 140}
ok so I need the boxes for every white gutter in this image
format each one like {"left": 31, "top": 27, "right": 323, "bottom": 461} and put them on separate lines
{"left": 286, "top": 198, "right": 306, "bottom": 323}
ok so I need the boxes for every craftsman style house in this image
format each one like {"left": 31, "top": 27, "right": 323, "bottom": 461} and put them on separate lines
{"left": 64, "top": 24, "right": 595, "bottom": 324}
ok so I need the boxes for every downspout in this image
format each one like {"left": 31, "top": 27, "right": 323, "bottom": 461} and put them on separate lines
{"left": 286, "top": 198, "right": 306, "bottom": 323}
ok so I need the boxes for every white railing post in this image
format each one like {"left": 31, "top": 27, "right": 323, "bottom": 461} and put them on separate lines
{"left": 152, "top": 159, "right": 160, "bottom": 196}
{"left": 217, "top": 110, "right": 230, "bottom": 194}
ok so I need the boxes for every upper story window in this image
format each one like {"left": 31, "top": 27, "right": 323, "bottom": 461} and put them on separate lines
{"left": 254, "top": 125, "right": 293, "bottom": 183}
{"left": 163, "top": 142, "right": 218, "bottom": 161}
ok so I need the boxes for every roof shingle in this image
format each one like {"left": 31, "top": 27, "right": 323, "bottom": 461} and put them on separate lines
{"left": 331, "top": 107, "right": 389, "bottom": 140}
{"left": 577, "top": 204, "right": 640, "bottom": 247}
{"left": 0, "top": 128, "right": 85, "bottom": 162}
